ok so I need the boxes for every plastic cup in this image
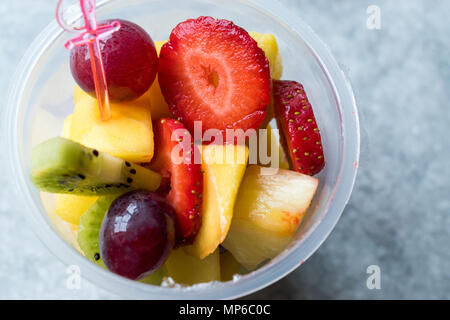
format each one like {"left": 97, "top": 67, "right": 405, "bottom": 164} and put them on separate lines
{"left": 4, "top": 0, "right": 359, "bottom": 299}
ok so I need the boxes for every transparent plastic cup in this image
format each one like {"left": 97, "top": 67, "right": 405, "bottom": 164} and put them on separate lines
{"left": 4, "top": 0, "right": 359, "bottom": 299}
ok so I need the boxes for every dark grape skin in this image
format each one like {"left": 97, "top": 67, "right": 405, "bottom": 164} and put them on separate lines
{"left": 99, "top": 191, "right": 175, "bottom": 280}
{"left": 70, "top": 19, "right": 158, "bottom": 102}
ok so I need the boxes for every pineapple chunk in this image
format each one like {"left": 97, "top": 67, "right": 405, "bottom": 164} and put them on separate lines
{"left": 62, "top": 114, "right": 73, "bottom": 138}
{"left": 54, "top": 194, "right": 98, "bottom": 225}
{"left": 70, "top": 86, "right": 154, "bottom": 163}
{"left": 165, "top": 248, "right": 220, "bottom": 285}
{"left": 251, "top": 32, "right": 282, "bottom": 126}
{"left": 222, "top": 165, "right": 318, "bottom": 270}
{"left": 186, "top": 145, "right": 249, "bottom": 259}
{"left": 249, "top": 32, "right": 283, "bottom": 80}
{"left": 40, "top": 192, "right": 82, "bottom": 253}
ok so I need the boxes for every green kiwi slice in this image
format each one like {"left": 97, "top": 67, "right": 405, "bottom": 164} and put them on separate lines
{"left": 30, "top": 137, "right": 161, "bottom": 195}
{"left": 78, "top": 195, "right": 167, "bottom": 285}
{"left": 77, "top": 196, "right": 115, "bottom": 268}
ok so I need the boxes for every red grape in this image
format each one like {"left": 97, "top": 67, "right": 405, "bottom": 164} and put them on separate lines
{"left": 70, "top": 19, "right": 158, "bottom": 102}
{"left": 99, "top": 191, "right": 175, "bottom": 280}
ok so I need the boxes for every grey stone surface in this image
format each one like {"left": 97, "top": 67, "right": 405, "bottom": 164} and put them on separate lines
{"left": 0, "top": 0, "right": 448, "bottom": 299}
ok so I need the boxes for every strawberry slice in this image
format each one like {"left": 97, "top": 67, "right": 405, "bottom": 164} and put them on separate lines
{"left": 158, "top": 16, "right": 271, "bottom": 136}
{"left": 273, "top": 80, "right": 325, "bottom": 175}
{"left": 149, "top": 118, "right": 203, "bottom": 245}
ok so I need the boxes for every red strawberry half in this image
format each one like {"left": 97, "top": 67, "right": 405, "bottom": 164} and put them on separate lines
{"left": 158, "top": 16, "right": 271, "bottom": 136}
{"left": 273, "top": 80, "right": 325, "bottom": 175}
{"left": 149, "top": 118, "right": 203, "bottom": 245}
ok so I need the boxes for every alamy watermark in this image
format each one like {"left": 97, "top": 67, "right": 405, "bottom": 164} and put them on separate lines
{"left": 169, "top": 121, "right": 281, "bottom": 175}
{"left": 366, "top": 265, "right": 381, "bottom": 289}
{"left": 66, "top": 265, "right": 81, "bottom": 290}
{"left": 366, "top": 5, "right": 381, "bottom": 30}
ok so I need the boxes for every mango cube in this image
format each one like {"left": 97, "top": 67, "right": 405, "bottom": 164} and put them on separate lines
{"left": 186, "top": 145, "right": 249, "bottom": 259}
{"left": 70, "top": 86, "right": 154, "bottom": 163}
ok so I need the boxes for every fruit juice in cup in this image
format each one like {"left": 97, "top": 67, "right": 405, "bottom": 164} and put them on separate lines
{"left": 4, "top": 0, "right": 359, "bottom": 299}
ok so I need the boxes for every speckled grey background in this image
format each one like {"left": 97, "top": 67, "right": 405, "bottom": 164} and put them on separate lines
{"left": 0, "top": 0, "right": 448, "bottom": 299}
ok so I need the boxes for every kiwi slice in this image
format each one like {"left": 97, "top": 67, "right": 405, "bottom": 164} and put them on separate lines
{"left": 78, "top": 196, "right": 115, "bottom": 268}
{"left": 30, "top": 137, "right": 161, "bottom": 195}
{"left": 78, "top": 195, "right": 167, "bottom": 284}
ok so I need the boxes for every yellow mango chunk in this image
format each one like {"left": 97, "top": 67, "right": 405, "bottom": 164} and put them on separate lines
{"left": 186, "top": 145, "right": 249, "bottom": 259}
{"left": 70, "top": 86, "right": 154, "bottom": 163}
{"left": 165, "top": 248, "right": 220, "bottom": 285}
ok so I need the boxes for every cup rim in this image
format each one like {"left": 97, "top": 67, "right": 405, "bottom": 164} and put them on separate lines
{"left": 5, "top": 0, "right": 360, "bottom": 299}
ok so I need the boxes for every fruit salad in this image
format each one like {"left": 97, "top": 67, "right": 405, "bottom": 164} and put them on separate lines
{"left": 31, "top": 15, "right": 325, "bottom": 286}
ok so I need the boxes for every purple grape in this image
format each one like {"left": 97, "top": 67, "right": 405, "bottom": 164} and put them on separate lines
{"left": 99, "top": 191, "right": 175, "bottom": 280}
{"left": 70, "top": 19, "right": 158, "bottom": 102}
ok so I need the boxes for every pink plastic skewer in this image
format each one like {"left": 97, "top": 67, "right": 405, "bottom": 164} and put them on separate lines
{"left": 56, "top": 0, "right": 120, "bottom": 121}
